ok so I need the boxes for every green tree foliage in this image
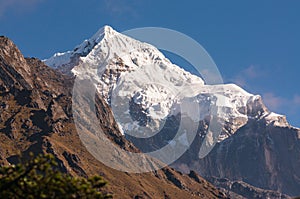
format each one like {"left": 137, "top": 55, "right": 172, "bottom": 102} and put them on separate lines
{"left": 0, "top": 154, "right": 112, "bottom": 199}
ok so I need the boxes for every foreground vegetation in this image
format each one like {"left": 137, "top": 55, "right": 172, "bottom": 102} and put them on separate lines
{"left": 0, "top": 154, "right": 112, "bottom": 198}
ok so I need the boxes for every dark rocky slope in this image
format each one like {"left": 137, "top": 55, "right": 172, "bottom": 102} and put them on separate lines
{"left": 172, "top": 113, "right": 300, "bottom": 197}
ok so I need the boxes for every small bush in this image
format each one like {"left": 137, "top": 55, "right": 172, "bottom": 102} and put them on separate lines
{"left": 0, "top": 153, "right": 112, "bottom": 199}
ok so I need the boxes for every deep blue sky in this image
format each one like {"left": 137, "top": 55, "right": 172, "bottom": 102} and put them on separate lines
{"left": 1, "top": 0, "right": 299, "bottom": 127}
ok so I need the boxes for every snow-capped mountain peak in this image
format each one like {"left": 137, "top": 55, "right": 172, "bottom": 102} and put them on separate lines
{"left": 44, "top": 25, "right": 291, "bottom": 146}
{"left": 72, "top": 25, "right": 118, "bottom": 55}
{"left": 44, "top": 25, "right": 116, "bottom": 69}
{"left": 91, "top": 25, "right": 117, "bottom": 41}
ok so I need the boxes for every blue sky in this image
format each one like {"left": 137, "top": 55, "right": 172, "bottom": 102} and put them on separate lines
{"left": 1, "top": 0, "right": 299, "bottom": 127}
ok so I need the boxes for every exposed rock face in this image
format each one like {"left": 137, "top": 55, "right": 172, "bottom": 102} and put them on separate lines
{"left": 0, "top": 36, "right": 32, "bottom": 91}
{"left": 207, "top": 177, "right": 291, "bottom": 199}
{"left": 0, "top": 36, "right": 227, "bottom": 198}
{"left": 173, "top": 117, "right": 300, "bottom": 197}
